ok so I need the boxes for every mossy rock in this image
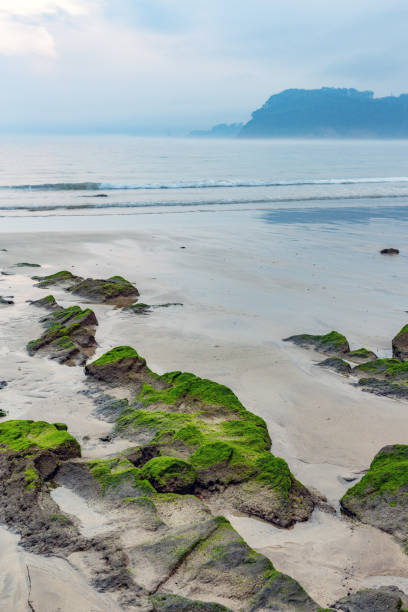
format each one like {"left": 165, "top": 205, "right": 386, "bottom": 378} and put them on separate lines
{"left": 341, "top": 445, "right": 408, "bottom": 548}
{"left": 0, "top": 420, "right": 80, "bottom": 458}
{"left": 316, "top": 357, "right": 352, "bottom": 375}
{"left": 358, "top": 377, "right": 408, "bottom": 399}
{"left": 141, "top": 456, "right": 197, "bottom": 493}
{"left": 354, "top": 358, "right": 408, "bottom": 382}
{"left": 123, "top": 303, "right": 152, "bottom": 314}
{"left": 29, "top": 295, "right": 59, "bottom": 311}
{"left": 284, "top": 330, "right": 350, "bottom": 356}
{"left": 68, "top": 274, "right": 139, "bottom": 304}
{"left": 85, "top": 346, "right": 158, "bottom": 386}
{"left": 345, "top": 347, "right": 377, "bottom": 364}
{"left": 32, "top": 270, "right": 80, "bottom": 288}
{"left": 331, "top": 586, "right": 408, "bottom": 612}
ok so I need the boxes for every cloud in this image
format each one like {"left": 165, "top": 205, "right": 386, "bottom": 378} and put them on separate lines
{"left": 0, "top": 0, "right": 408, "bottom": 131}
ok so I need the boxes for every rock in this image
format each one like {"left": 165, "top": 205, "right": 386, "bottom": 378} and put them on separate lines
{"left": 0, "top": 296, "right": 14, "bottom": 305}
{"left": 341, "top": 445, "right": 408, "bottom": 548}
{"left": 27, "top": 305, "right": 98, "bottom": 366}
{"left": 68, "top": 274, "right": 139, "bottom": 305}
{"left": 15, "top": 262, "right": 41, "bottom": 267}
{"left": 0, "top": 409, "right": 7, "bottom": 417}
{"left": 0, "top": 381, "right": 7, "bottom": 390}
{"left": 32, "top": 270, "right": 80, "bottom": 288}
{"left": 29, "top": 294, "right": 60, "bottom": 311}
{"left": 150, "top": 593, "right": 231, "bottom": 611}
{"left": 85, "top": 346, "right": 159, "bottom": 388}
{"left": 345, "top": 348, "right": 377, "bottom": 364}
{"left": 353, "top": 358, "right": 408, "bottom": 382}
{"left": 96, "top": 347, "right": 315, "bottom": 528}
{"left": 283, "top": 331, "right": 350, "bottom": 356}
{"left": 316, "top": 357, "right": 352, "bottom": 375}
{"left": 380, "top": 248, "right": 399, "bottom": 255}
{"left": 331, "top": 585, "right": 408, "bottom": 611}
{"left": 392, "top": 324, "right": 408, "bottom": 361}
{"left": 0, "top": 420, "right": 82, "bottom": 554}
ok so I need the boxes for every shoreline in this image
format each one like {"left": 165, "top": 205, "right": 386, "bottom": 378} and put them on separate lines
{"left": 1, "top": 216, "right": 408, "bottom": 607}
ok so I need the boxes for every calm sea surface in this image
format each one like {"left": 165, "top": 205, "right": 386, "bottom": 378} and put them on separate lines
{"left": 0, "top": 136, "right": 408, "bottom": 219}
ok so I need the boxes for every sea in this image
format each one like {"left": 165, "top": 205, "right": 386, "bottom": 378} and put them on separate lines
{"left": 1, "top": 136, "right": 408, "bottom": 226}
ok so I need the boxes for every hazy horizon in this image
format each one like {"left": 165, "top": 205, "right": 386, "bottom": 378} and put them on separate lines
{"left": 2, "top": 1, "right": 408, "bottom": 134}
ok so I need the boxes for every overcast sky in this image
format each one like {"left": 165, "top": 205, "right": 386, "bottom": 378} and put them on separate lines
{"left": 2, "top": 0, "right": 408, "bottom": 133}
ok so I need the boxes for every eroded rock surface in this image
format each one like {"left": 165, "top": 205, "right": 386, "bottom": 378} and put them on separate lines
{"left": 392, "top": 325, "right": 408, "bottom": 361}
{"left": 316, "top": 357, "right": 352, "bottom": 375}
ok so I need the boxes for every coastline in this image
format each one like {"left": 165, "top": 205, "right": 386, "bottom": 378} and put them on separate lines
{"left": 1, "top": 211, "right": 408, "bottom": 608}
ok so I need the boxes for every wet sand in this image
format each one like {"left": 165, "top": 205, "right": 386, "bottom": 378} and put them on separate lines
{"left": 1, "top": 208, "right": 408, "bottom": 608}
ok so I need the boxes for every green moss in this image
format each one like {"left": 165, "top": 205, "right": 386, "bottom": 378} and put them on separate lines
{"left": 25, "top": 466, "right": 40, "bottom": 489}
{"left": 254, "top": 454, "right": 293, "bottom": 497}
{"left": 90, "top": 346, "right": 144, "bottom": 366}
{"left": 342, "top": 445, "right": 408, "bottom": 501}
{"left": 395, "top": 324, "right": 408, "bottom": 339}
{"left": 87, "top": 457, "right": 155, "bottom": 496}
{"left": 0, "top": 420, "right": 79, "bottom": 453}
{"left": 318, "top": 331, "right": 348, "bottom": 347}
{"left": 141, "top": 456, "right": 197, "bottom": 492}
{"left": 116, "top": 408, "right": 193, "bottom": 436}
{"left": 173, "top": 424, "right": 205, "bottom": 447}
{"left": 190, "top": 442, "right": 233, "bottom": 468}
{"left": 347, "top": 348, "right": 373, "bottom": 358}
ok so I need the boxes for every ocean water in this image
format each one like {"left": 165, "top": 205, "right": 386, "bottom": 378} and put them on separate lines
{"left": 1, "top": 135, "right": 408, "bottom": 218}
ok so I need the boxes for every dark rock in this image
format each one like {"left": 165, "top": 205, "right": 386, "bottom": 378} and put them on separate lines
{"left": 0, "top": 409, "right": 7, "bottom": 417}
{"left": 248, "top": 572, "right": 320, "bottom": 611}
{"left": 123, "top": 303, "right": 152, "bottom": 315}
{"left": 392, "top": 324, "right": 408, "bottom": 361}
{"left": 15, "top": 262, "right": 41, "bottom": 267}
{"left": 0, "top": 381, "right": 7, "bottom": 390}
{"left": 284, "top": 331, "right": 350, "bottom": 356}
{"left": 341, "top": 445, "right": 408, "bottom": 547}
{"left": 331, "top": 585, "right": 408, "bottom": 611}
{"left": 358, "top": 377, "right": 408, "bottom": 399}
{"left": 0, "top": 296, "right": 14, "bottom": 305}
{"left": 29, "top": 295, "right": 60, "bottom": 311}
{"left": 317, "top": 357, "right": 352, "bottom": 375}
{"left": 380, "top": 248, "right": 399, "bottom": 255}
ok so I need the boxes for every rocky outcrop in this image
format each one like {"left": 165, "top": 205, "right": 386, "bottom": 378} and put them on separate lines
{"left": 27, "top": 304, "right": 98, "bottom": 365}
{"left": 353, "top": 358, "right": 408, "bottom": 398}
{"left": 341, "top": 445, "right": 408, "bottom": 548}
{"left": 331, "top": 585, "right": 408, "bottom": 611}
{"left": 86, "top": 348, "right": 315, "bottom": 528}
{"left": 284, "top": 331, "right": 350, "bottom": 356}
{"left": 392, "top": 325, "right": 408, "bottom": 361}
{"left": 33, "top": 270, "right": 139, "bottom": 305}
{"left": 150, "top": 593, "right": 232, "bottom": 611}
{"left": 316, "top": 357, "right": 352, "bottom": 375}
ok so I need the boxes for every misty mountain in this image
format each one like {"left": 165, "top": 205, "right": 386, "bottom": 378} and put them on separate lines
{"left": 192, "top": 88, "right": 408, "bottom": 138}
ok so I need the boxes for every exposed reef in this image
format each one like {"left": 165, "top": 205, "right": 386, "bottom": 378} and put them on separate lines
{"left": 341, "top": 445, "right": 408, "bottom": 550}
{"left": 27, "top": 303, "right": 98, "bottom": 365}
{"left": 29, "top": 294, "right": 60, "bottom": 311}
{"left": 284, "top": 331, "right": 350, "bottom": 356}
{"left": 33, "top": 270, "right": 139, "bottom": 305}
{"left": 85, "top": 347, "right": 315, "bottom": 528}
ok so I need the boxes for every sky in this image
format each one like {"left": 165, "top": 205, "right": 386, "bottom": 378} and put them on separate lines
{"left": 1, "top": 0, "right": 408, "bottom": 133}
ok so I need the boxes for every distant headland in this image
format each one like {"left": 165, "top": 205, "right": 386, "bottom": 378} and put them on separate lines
{"left": 190, "top": 87, "right": 408, "bottom": 138}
